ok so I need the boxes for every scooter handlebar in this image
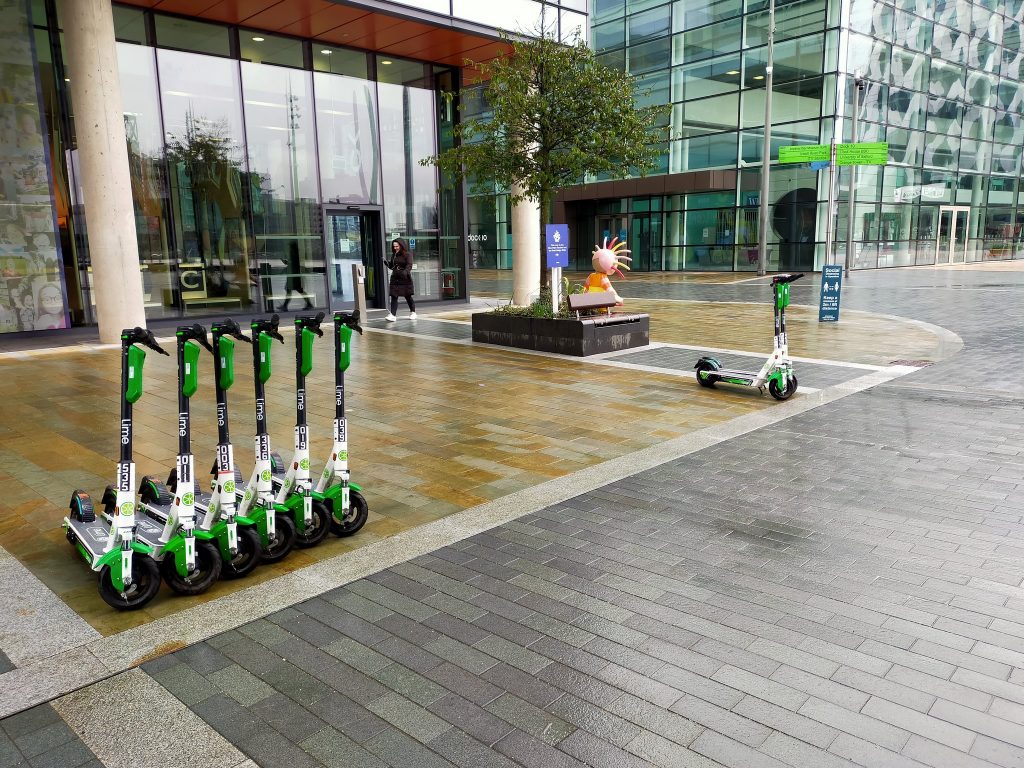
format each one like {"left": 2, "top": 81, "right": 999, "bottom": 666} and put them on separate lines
{"left": 124, "top": 327, "right": 170, "bottom": 355}
{"left": 333, "top": 310, "right": 363, "bottom": 335}
{"left": 212, "top": 318, "right": 252, "bottom": 344}
{"left": 179, "top": 323, "right": 214, "bottom": 353}
{"left": 295, "top": 311, "right": 326, "bottom": 337}
{"left": 251, "top": 314, "right": 285, "bottom": 343}
{"left": 771, "top": 273, "right": 805, "bottom": 285}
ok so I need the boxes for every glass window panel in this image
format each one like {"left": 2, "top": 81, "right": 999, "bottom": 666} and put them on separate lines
{"left": 967, "top": 38, "right": 998, "bottom": 71}
{"left": 593, "top": 0, "right": 626, "bottom": 24}
{"left": 242, "top": 63, "right": 323, "bottom": 311}
{"left": 922, "top": 132, "right": 959, "bottom": 169}
{"left": 928, "top": 59, "right": 965, "bottom": 100}
{"left": 744, "top": 0, "right": 826, "bottom": 45}
{"left": 990, "top": 144, "right": 1021, "bottom": 175}
{"left": 674, "top": 93, "right": 739, "bottom": 136}
{"left": 628, "top": 6, "right": 671, "bottom": 45}
{"left": 964, "top": 69, "right": 996, "bottom": 106}
{"left": 158, "top": 49, "right": 254, "bottom": 313}
{"left": 996, "top": 80, "right": 1024, "bottom": 111}
{"left": 931, "top": 25, "right": 968, "bottom": 65}
{"left": 675, "top": 18, "right": 741, "bottom": 65}
{"left": 741, "top": 72, "right": 823, "bottom": 127}
{"left": 239, "top": 30, "right": 304, "bottom": 68}
{"left": 926, "top": 96, "right": 962, "bottom": 134}
{"left": 974, "top": 6, "right": 1001, "bottom": 43}
{"left": 112, "top": 6, "right": 146, "bottom": 44}
{"left": 886, "top": 127, "right": 925, "bottom": 166}
{"left": 887, "top": 89, "right": 927, "bottom": 130}
{"left": 593, "top": 19, "right": 625, "bottom": 50}
{"left": 893, "top": 11, "right": 931, "bottom": 52}
{"left": 634, "top": 69, "right": 670, "bottom": 109}
{"left": 743, "top": 34, "right": 824, "bottom": 87}
{"left": 313, "top": 46, "right": 369, "bottom": 78}
{"left": 629, "top": 36, "right": 671, "bottom": 73}
{"left": 1000, "top": 47, "right": 1022, "bottom": 81}
{"left": 597, "top": 48, "right": 626, "bottom": 71}
{"left": 117, "top": 43, "right": 175, "bottom": 319}
{"left": 890, "top": 47, "right": 930, "bottom": 91}
{"left": 314, "top": 73, "right": 380, "bottom": 205}
{"left": 154, "top": 14, "right": 230, "bottom": 57}
{"left": 671, "top": 55, "right": 741, "bottom": 100}
{"left": 378, "top": 83, "right": 438, "bottom": 237}
{"left": 849, "top": 0, "right": 893, "bottom": 38}
{"left": 992, "top": 110, "right": 1023, "bottom": 144}
{"left": 674, "top": 0, "right": 742, "bottom": 31}
{"left": 845, "top": 34, "right": 889, "bottom": 81}
{"left": 376, "top": 56, "right": 427, "bottom": 86}
{"left": 670, "top": 132, "right": 738, "bottom": 172}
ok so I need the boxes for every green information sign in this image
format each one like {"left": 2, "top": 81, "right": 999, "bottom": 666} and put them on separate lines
{"left": 836, "top": 142, "right": 888, "bottom": 166}
{"left": 778, "top": 144, "right": 830, "bottom": 163}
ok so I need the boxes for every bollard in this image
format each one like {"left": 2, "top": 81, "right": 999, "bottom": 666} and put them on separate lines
{"left": 351, "top": 263, "right": 367, "bottom": 318}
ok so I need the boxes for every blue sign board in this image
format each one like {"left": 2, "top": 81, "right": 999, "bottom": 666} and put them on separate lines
{"left": 809, "top": 160, "right": 831, "bottom": 171}
{"left": 546, "top": 224, "right": 569, "bottom": 269}
{"left": 818, "top": 265, "right": 843, "bottom": 322}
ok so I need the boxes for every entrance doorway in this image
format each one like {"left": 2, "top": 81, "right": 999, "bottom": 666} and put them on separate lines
{"left": 935, "top": 206, "right": 969, "bottom": 264}
{"left": 323, "top": 207, "right": 385, "bottom": 310}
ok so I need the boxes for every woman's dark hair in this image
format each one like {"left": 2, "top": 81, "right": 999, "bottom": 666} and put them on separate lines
{"left": 391, "top": 238, "right": 410, "bottom": 255}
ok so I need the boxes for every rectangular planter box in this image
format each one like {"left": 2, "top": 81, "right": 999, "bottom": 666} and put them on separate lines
{"left": 472, "top": 312, "right": 649, "bottom": 356}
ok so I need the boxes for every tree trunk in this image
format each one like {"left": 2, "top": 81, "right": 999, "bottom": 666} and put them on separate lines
{"left": 538, "top": 189, "right": 551, "bottom": 290}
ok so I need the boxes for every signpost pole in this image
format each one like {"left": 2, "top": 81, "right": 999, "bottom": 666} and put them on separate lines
{"left": 756, "top": 0, "right": 775, "bottom": 277}
{"left": 844, "top": 74, "right": 864, "bottom": 279}
{"left": 545, "top": 224, "right": 569, "bottom": 314}
{"left": 552, "top": 267, "right": 561, "bottom": 314}
{"left": 824, "top": 139, "right": 837, "bottom": 266}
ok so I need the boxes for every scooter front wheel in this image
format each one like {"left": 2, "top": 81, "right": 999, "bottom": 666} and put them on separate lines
{"left": 261, "top": 514, "right": 296, "bottom": 564}
{"left": 161, "top": 540, "right": 222, "bottom": 595}
{"left": 98, "top": 557, "right": 161, "bottom": 611}
{"left": 221, "top": 526, "right": 262, "bottom": 580}
{"left": 695, "top": 360, "right": 719, "bottom": 388}
{"left": 330, "top": 490, "right": 369, "bottom": 537}
{"left": 768, "top": 374, "right": 798, "bottom": 401}
{"left": 294, "top": 500, "right": 332, "bottom": 549}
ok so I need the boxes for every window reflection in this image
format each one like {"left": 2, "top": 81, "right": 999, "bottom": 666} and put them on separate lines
{"left": 158, "top": 49, "right": 253, "bottom": 314}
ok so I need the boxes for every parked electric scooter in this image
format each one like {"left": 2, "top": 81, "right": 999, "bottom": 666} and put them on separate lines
{"left": 695, "top": 273, "right": 804, "bottom": 400}
{"left": 235, "top": 315, "right": 297, "bottom": 562}
{"left": 313, "top": 310, "right": 369, "bottom": 537}
{"left": 65, "top": 327, "right": 167, "bottom": 610}
{"left": 160, "top": 319, "right": 263, "bottom": 578}
{"left": 270, "top": 312, "right": 333, "bottom": 548}
{"left": 135, "top": 324, "right": 222, "bottom": 595}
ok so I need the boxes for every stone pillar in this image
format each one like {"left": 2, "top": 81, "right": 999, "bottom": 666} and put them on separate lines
{"left": 510, "top": 183, "right": 540, "bottom": 307}
{"left": 60, "top": 0, "right": 145, "bottom": 343}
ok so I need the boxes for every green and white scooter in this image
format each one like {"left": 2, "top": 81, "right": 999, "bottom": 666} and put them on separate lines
{"left": 267, "top": 312, "right": 333, "bottom": 548}
{"left": 695, "top": 273, "right": 804, "bottom": 401}
{"left": 135, "top": 324, "right": 222, "bottom": 595}
{"left": 234, "top": 314, "right": 297, "bottom": 562}
{"left": 313, "top": 310, "right": 369, "bottom": 536}
{"left": 160, "top": 319, "right": 263, "bottom": 578}
{"left": 65, "top": 327, "right": 168, "bottom": 610}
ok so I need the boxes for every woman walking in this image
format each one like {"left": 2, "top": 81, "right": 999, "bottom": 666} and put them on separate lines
{"left": 385, "top": 238, "right": 416, "bottom": 321}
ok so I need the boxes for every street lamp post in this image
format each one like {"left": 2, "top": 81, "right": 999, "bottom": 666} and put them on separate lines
{"left": 756, "top": 0, "right": 776, "bottom": 277}
{"left": 844, "top": 73, "right": 865, "bottom": 278}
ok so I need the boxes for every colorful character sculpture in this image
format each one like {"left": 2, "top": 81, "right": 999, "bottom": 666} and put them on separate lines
{"left": 584, "top": 237, "right": 632, "bottom": 306}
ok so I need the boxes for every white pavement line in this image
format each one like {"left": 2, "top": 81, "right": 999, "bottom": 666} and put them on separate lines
{"left": 0, "top": 548, "right": 100, "bottom": 666}
{"left": 53, "top": 668, "right": 250, "bottom": 768}
{"left": 0, "top": 361, "right": 915, "bottom": 721}
{"left": 571, "top": 355, "right": 825, "bottom": 392}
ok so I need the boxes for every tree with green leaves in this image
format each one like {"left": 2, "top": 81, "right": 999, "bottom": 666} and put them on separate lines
{"left": 423, "top": 30, "right": 668, "bottom": 300}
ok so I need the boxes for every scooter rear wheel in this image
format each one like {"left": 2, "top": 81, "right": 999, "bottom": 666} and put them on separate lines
{"left": 695, "top": 360, "right": 719, "bottom": 388}
{"left": 768, "top": 374, "right": 798, "bottom": 401}
{"left": 294, "top": 500, "right": 332, "bottom": 548}
{"left": 161, "top": 540, "right": 222, "bottom": 595}
{"left": 260, "top": 514, "right": 296, "bottom": 564}
{"left": 98, "top": 557, "right": 161, "bottom": 611}
{"left": 330, "top": 490, "right": 368, "bottom": 537}
{"left": 221, "top": 526, "right": 263, "bottom": 580}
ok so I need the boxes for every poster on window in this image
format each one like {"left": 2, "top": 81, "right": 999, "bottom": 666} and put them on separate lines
{"left": 0, "top": 0, "right": 70, "bottom": 333}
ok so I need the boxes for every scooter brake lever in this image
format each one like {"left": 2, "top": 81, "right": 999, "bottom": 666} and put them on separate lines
{"left": 143, "top": 330, "right": 170, "bottom": 356}
{"left": 191, "top": 323, "right": 215, "bottom": 353}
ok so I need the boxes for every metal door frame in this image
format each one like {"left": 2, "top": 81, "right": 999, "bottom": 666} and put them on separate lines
{"left": 322, "top": 204, "right": 386, "bottom": 309}
{"left": 935, "top": 205, "right": 970, "bottom": 264}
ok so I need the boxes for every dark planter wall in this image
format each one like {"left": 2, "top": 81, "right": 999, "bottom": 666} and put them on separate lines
{"left": 472, "top": 313, "right": 650, "bottom": 357}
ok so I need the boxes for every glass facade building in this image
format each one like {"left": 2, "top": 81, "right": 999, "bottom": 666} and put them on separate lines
{"left": 470, "top": 0, "right": 1024, "bottom": 273}
{"left": 1, "top": 0, "right": 588, "bottom": 336}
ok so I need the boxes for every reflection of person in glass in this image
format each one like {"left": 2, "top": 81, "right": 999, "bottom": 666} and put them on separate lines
{"left": 385, "top": 238, "right": 415, "bottom": 321}
{"left": 34, "top": 282, "right": 64, "bottom": 330}
{"left": 280, "top": 241, "right": 313, "bottom": 312}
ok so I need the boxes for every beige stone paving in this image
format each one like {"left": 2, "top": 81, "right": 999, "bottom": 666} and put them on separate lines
{"left": 0, "top": 283, "right": 954, "bottom": 634}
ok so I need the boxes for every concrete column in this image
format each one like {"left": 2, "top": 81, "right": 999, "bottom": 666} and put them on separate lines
{"left": 510, "top": 183, "right": 540, "bottom": 306}
{"left": 60, "top": 0, "right": 145, "bottom": 343}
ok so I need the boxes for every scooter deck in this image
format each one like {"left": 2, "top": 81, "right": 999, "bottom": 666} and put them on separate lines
{"left": 66, "top": 517, "right": 114, "bottom": 560}
{"left": 124, "top": 506, "right": 168, "bottom": 547}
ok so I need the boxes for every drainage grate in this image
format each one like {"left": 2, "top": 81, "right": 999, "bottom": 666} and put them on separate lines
{"left": 889, "top": 359, "right": 933, "bottom": 367}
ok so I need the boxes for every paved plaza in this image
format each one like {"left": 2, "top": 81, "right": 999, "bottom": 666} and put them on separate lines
{"left": 1, "top": 264, "right": 1023, "bottom": 767}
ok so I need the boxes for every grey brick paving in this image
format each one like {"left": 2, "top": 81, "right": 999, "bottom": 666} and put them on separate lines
{"left": 0, "top": 704, "right": 97, "bottom": 768}
{"left": 122, "top": 267, "right": 1024, "bottom": 766}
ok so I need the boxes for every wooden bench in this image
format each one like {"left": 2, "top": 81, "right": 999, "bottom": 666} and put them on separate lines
{"left": 568, "top": 292, "right": 618, "bottom": 318}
